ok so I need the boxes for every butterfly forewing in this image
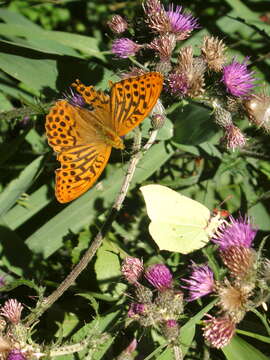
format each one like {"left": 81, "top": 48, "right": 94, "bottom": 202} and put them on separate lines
{"left": 71, "top": 80, "right": 112, "bottom": 128}
{"left": 110, "top": 72, "right": 163, "bottom": 136}
{"left": 46, "top": 100, "right": 78, "bottom": 153}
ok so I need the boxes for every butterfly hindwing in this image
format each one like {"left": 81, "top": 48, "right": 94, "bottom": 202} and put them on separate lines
{"left": 149, "top": 222, "right": 209, "bottom": 254}
{"left": 141, "top": 184, "right": 210, "bottom": 227}
{"left": 110, "top": 72, "right": 163, "bottom": 136}
{"left": 55, "top": 143, "right": 111, "bottom": 203}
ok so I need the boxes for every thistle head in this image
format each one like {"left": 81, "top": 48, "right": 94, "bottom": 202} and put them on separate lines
{"left": 203, "top": 315, "right": 236, "bottom": 348}
{"left": 144, "top": 264, "right": 173, "bottom": 291}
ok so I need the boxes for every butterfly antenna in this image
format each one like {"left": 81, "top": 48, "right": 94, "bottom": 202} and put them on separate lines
{"left": 219, "top": 194, "right": 233, "bottom": 208}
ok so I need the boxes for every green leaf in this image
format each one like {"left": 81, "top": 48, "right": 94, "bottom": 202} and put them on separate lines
{"left": 1, "top": 184, "right": 51, "bottom": 230}
{"left": 0, "top": 278, "right": 41, "bottom": 294}
{"left": 199, "top": 142, "right": 222, "bottom": 159}
{"left": 0, "top": 49, "right": 57, "bottom": 92}
{"left": 95, "top": 241, "right": 124, "bottom": 296}
{"left": 76, "top": 293, "right": 99, "bottom": 315}
{"left": 222, "top": 335, "right": 269, "bottom": 360}
{"left": 0, "top": 9, "right": 41, "bottom": 29}
{"left": 25, "top": 128, "right": 47, "bottom": 154}
{"left": 43, "top": 30, "right": 105, "bottom": 60}
{"left": 172, "top": 103, "right": 219, "bottom": 145}
{"left": 0, "top": 155, "right": 44, "bottom": 217}
{"left": 180, "top": 300, "right": 217, "bottom": 356}
{"left": 223, "top": 0, "right": 260, "bottom": 20}
{"left": 156, "top": 347, "right": 173, "bottom": 360}
{"left": 0, "top": 27, "right": 80, "bottom": 57}
{"left": 141, "top": 118, "right": 174, "bottom": 141}
{"left": 55, "top": 312, "right": 80, "bottom": 338}
{"left": 248, "top": 203, "right": 270, "bottom": 231}
{"left": 71, "top": 230, "right": 91, "bottom": 264}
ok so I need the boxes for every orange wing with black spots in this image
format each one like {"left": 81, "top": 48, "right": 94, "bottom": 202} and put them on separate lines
{"left": 46, "top": 100, "right": 112, "bottom": 203}
{"left": 110, "top": 72, "right": 163, "bottom": 136}
{"left": 45, "top": 72, "right": 163, "bottom": 203}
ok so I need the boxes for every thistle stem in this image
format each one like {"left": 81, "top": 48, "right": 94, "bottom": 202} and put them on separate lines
{"left": 173, "top": 345, "right": 183, "bottom": 360}
{"left": 25, "top": 128, "right": 158, "bottom": 327}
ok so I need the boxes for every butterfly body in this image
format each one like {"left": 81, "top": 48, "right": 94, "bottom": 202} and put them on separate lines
{"left": 46, "top": 72, "right": 163, "bottom": 203}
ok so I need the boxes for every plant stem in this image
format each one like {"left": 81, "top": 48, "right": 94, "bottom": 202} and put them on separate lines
{"left": 0, "top": 103, "right": 52, "bottom": 121}
{"left": 250, "top": 308, "right": 270, "bottom": 336}
{"left": 128, "top": 56, "right": 149, "bottom": 71}
{"left": 173, "top": 345, "right": 183, "bottom": 360}
{"left": 25, "top": 128, "right": 158, "bottom": 327}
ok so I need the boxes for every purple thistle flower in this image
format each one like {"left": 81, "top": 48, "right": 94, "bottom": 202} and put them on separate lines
{"left": 111, "top": 38, "right": 141, "bottom": 58}
{"left": 64, "top": 88, "right": 86, "bottom": 108}
{"left": 212, "top": 216, "right": 257, "bottom": 251}
{"left": 181, "top": 263, "right": 215, "bottom": 301}
{"left": 7, "top": 350, "right": 26, "bottom": 360}
{"left": 166, "top": 319, "right": 178, "bottom": 328}
{"left": 128, "top": 302, "right": 145, "bottom": 317}
{"left": 166, "top": 5, "right": 199, "bottom": 40}
{"left": 144, "top": 0, "right": 198, "bottom": 40}
{"left": 167, "top": 71, "right": 188, "bottom": 96}
{"left": 221, "top": 58, "right": 256, "bottom": 97}
{"left": 145, "top": 264, "right": 173, "bottom": 291}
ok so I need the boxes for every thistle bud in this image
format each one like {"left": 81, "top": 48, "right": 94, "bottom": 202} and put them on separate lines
{"left": 244, "top": 93, "right": 270, "bottom": 132}
{"left": 222, "top": 125, "right": 246, "bottom": 150}
{"left": 150, "top": 99, "right": 166, "bottom": 129}
{"left": 148, "top": 34, "right": 176, "bottom": 62}
{"left": 134, "top": 284, "right": 153, "bottom": 303}
{"left": 220, "top": 245, "right": 257, "bottom": 281}
{"left": 0, "top": 299, "right": 23, "bottom": 325}
{"left": 121, "top": 257, "right": 144, "bottom": 284}
{"left": 162, "top": 319, "right": 179, "bottom": 343}
{"left": 111, "top": 38, "right": 142, "bottom": 58}
{"left": 213, "top": 105, "right": 233, "bottom": 129}
{"left": 201, "top": 36, "right": 227, "bottom": 72}
{"left": 128, "top": 303, "right": 145, "bottom": 318}
{"left": 203, "top": 315, "right": 236, "bottom": 348}
{"left": 107, "top": 15, "right": 128, "bottom": 34}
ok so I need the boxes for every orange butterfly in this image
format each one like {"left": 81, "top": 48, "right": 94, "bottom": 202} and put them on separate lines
{"left": 45, "top": 72, "right": 163, "bottom": 203}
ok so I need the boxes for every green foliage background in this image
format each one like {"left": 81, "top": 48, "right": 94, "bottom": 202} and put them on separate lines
{"left": 0, "top": 0, "right": 270, "bottom": 359}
